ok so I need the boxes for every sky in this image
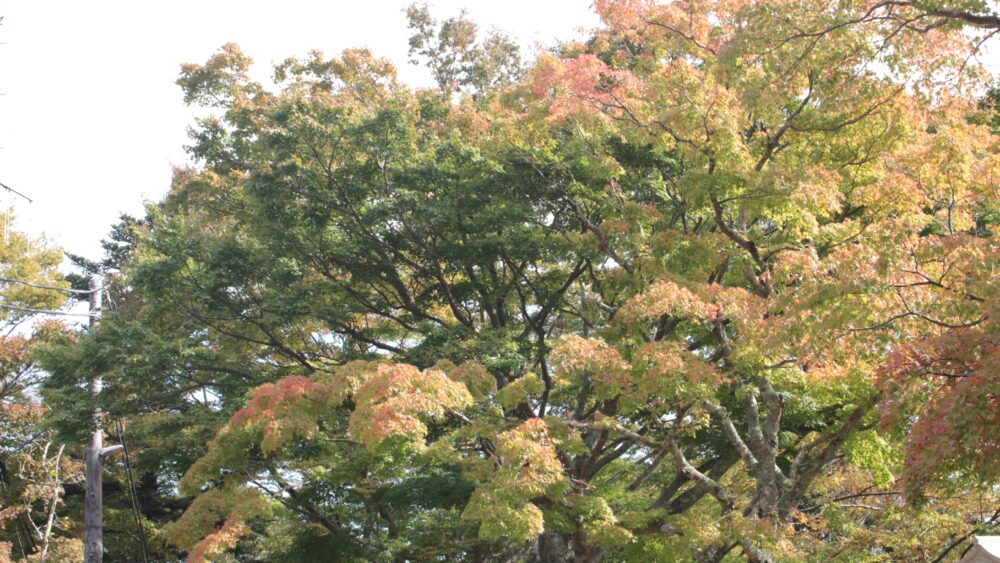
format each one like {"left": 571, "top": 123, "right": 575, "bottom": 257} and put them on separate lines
{"left": 0, "top": 0, "right": 599, "bottom": 259}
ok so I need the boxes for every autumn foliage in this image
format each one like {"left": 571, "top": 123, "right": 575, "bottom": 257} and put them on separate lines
{"left": 22, "top": 0, "right": 1000, "bottom": 561}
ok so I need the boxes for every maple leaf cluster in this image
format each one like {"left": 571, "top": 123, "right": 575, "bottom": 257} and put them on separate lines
{"left": 25, "top": 1, "right": 1000, "bottom": 561}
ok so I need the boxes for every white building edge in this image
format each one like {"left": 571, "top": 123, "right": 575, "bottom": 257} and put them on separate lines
{"left": 960, "top": 537, "right": 1000, "bottom": 562}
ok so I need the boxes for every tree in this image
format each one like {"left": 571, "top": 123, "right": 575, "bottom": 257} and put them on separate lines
{"left": 0, "top": 216, "right": 83, "bottom": 562}
{"left": 0, "top": 395, "right": 82, "bottom": 563}
{"left": 0, "top": 212, "right": 68, "bottom": 326}
{"left": 405, "top": 2, "right": 523, "bottom": 96}
{"left": 36, "top": 2, "right": 1000, "bottom": 561}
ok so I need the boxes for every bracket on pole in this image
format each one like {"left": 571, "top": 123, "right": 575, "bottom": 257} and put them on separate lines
{"left": 98, "top": 445, "right": 123, "bottom": 458}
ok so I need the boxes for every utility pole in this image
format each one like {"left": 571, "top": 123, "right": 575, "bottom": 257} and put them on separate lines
{"left": 84, "top": 275, "right": 117, "bottom": 563}
{"left": 2, "top": 275, "right": 121, "bottom": 560}
{"left": 83, "top": 276, "right": 124, "bottom": 562}
{"left": 83, "top": 275, "right": 102, "bottom": 562}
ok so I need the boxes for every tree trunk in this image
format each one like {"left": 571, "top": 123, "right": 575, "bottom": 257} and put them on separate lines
{"left": 534, "top": 531, "right": 572, "bottom": 562}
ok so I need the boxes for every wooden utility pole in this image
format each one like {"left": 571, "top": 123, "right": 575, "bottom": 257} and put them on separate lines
{"left": 83, "top": 276, "right": 124, "bottom": 562}
{"left": 84, "top": 276, "right": 106, "bottom": 563}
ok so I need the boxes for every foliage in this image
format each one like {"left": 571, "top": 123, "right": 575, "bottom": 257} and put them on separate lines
{"left": 0, "top": 216, "right": 84, "bottom": 562}
{"left": 29, "top": 1, "right": 1000, "bottom": 561}
{"left": 405, "top": 2, "right": 523, "bottom": 95}
{"left": 0, "top": 213, "right": 67, "bottom": 326}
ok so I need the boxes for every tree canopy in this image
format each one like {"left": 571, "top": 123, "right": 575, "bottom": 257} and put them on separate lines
{"left": 12, "top": 1, "right": 1000, "bottom": 561}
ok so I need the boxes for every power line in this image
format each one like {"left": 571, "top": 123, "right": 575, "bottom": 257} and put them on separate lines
{"left": 0, "top": 181, "right": 32, "bottom": 203}
{"left": 0, "top": 277, "right": 98, "bottom": 295}
{"left": 0, "top": 303, "right": 93, "bottom": 317}
{"left": 115, "top": 420, "right": 149, "bottom": 563}
{"left": 0, "top": 277, "right": 105, "bottom": 317}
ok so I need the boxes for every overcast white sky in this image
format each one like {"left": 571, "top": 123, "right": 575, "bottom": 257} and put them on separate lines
{"left": 0, "top": 1, "right": 599, "bottom": 259}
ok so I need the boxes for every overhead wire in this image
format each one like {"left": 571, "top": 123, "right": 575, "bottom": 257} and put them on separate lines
{"left": 0, "top": 181, "right": 31, "bottom": 245}
{"left": 0, "top": 277, "right": 106, "bottom": 553}
{"left": 0, "top": 25, "right": 33, "bottom": 561}
{"left": 0, "top": 180, "right": 32, "bottom": 203}
{"left": 115, "top": 420, "right": 149, "bottom": 563}
{"left": 0, "top": 277, "right": 97, "bottom": 294}
{"left": 3, "top": 206, "right": 133, "bottom": 557}
{"left": 0, "top": 277, "right": 106, "bottom": 317}
{"left": 0, "top": 303, "right": 93, "bottom": 317}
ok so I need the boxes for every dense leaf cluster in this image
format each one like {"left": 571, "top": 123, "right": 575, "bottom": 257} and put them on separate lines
{"left": 11, "top": 1, "right": 1000, "bottom": 561}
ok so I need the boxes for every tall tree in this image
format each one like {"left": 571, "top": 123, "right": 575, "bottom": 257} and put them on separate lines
{"left": 0, "top": 215, "right": 85, "bottom": 561}
{"left": 405, "top": 2, "right": 523, "bottom": 96}
{"left": 36, "top": 2, "right": 1000, "bottom": 562}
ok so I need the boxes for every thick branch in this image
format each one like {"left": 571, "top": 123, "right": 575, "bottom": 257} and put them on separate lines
{"left": 664, "top": 426, "right": 733, "bottom": 512}
{"left": 702, "top": 399, "right": 758, "bottom": 471}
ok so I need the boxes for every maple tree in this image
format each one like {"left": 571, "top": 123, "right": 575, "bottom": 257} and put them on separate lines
{"left": 0, "top": 217, "right": 85, "bottom": 562}
{"left": 0, "top": 213, "right": 67, "bottom": 327}
{"left": 0, "top": 398, "right": 83, "bottom": 563}
{"left": 28, "top": 1, "right": 1000, "bottom": 561}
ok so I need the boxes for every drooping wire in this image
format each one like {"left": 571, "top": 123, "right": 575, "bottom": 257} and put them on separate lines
{"left": 0, "top": 277, "right": 97, "bottom": 295}
{"left": 0, "top": 303, "right": 93, "bottom": 317}
{"left": 115, "top": 419, "right": 149, "bottom": 563}
{"left": 0, "top": 277, "right": 103, "bottom": 318}
{"left": 0, "top": 181, "right": 32, "bottom": 203}
{"left": 102, "top": 287, "right": 116, "bottom": 313}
